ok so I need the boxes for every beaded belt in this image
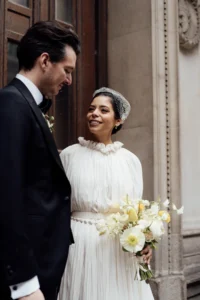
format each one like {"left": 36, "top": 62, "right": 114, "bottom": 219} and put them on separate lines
{"left": 71, "top": 212, "right": 109, "bottom": 225}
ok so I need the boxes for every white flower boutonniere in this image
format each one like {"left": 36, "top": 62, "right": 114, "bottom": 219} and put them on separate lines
{"left": 42, "top": 113, "right": 55, "bottom": 133}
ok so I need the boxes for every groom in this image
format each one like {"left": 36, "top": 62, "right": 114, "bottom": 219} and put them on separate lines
{"left": 0, "top": 21, "right": 80, "bottom": 300}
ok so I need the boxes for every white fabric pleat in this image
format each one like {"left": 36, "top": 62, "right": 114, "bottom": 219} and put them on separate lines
{"left": 58, "top": 138, "right": 154, "bottom": 300}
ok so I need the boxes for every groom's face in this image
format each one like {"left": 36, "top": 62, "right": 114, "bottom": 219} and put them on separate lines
{"left": 41, "top": 45, "right": 77, "bottom": 97}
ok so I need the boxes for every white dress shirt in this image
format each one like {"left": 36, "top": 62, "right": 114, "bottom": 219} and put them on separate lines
{"left": 9, "top": 74, "right": 43, "bottom": 299}
{"left": 16, "top": 74, "right": 43, "bottom": 105}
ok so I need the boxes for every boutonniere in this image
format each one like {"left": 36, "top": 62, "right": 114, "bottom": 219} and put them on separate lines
{"left": 42, "top": 113, "right": 54, "bottom": 133}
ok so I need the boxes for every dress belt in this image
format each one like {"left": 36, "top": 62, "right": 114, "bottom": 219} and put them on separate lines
{"left": 71, "top": 212, "right": 109, "bottom": 224}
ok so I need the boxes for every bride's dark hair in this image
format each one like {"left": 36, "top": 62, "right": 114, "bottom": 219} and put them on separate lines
{"left": 92, "top": 91, "right": 123, "bottom": 135}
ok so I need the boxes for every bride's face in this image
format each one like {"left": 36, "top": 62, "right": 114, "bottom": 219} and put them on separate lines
{"left": 87, "top": 95, "right": 120, "bottom": 136}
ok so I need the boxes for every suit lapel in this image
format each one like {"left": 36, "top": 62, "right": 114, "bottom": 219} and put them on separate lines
{"left": 11, "top": 78, "right": 65, "bottom": 172}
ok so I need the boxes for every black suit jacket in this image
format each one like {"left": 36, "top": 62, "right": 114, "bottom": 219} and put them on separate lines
{"left": 0, "top": 79, "right": 72, "bottom": 297}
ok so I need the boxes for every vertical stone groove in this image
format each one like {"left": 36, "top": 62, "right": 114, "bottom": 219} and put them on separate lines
{"left": 163, "top": 0, "right": 172, "bottom": 273}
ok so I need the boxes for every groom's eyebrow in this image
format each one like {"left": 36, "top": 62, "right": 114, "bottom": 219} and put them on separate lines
{"left": 65, "top": 67, "right": 74, "bottom": 71}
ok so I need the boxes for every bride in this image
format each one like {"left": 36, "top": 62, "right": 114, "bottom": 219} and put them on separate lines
{"left": 58, "top": 87, "right": 154, "bottom": 300}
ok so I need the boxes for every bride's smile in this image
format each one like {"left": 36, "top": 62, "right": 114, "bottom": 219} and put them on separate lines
{"left": 88, "top": 120, "right": 102, "bottom": 126}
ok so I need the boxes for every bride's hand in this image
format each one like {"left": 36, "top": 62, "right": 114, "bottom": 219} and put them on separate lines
{"left": 141, "top": 245, "right": 152, "bottom": 265}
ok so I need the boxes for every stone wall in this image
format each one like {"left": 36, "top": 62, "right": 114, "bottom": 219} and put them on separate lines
{"left": 107, "top": 0, "right": 154, "bottom": 200}
{"left": 107, "top": 0, "right": 194, "bottom": 299}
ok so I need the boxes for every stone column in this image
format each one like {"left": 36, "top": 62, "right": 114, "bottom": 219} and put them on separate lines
{"left": 150, "top": 0, "right": 186, "bottom": 298}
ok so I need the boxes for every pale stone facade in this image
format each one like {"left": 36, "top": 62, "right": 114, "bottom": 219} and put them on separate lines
{"left": 108, "top": 0, "right": 200, "bottom": 299}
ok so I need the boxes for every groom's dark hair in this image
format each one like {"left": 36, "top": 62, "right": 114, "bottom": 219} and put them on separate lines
{"left": 17, "top": 21, "right": 81, "bottom": 71}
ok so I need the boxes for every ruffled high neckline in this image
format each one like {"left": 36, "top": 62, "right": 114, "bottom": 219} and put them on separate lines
{"left": 78, "top": 137, "right": 123, "bottom": 154}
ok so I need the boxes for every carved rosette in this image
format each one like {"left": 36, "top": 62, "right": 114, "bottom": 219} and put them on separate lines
{"left": 179, "top": 0, "right": 200, "bottom": 49}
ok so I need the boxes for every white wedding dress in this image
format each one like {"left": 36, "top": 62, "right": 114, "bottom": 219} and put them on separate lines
{"left": 58, "top": 137, "right": 154, "bottom": 300}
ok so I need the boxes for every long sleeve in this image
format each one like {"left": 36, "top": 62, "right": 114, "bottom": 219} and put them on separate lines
{"left": 0, "top": 91, "right": 38, "bottom": 285}
{"left": 133, "top": 154, "right": 143, "bottom": 198}
{"left": 123, "top": 149, "right": 143, "bottom": 199}
{"left": 60, "top": 149, "right": 70, "bottom": 173}
{"left": 60, "top": 144, "right": 79, "bottom": 174}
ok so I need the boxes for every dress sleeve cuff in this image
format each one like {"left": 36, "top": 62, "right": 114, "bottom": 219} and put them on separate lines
{"left": 9, "top": 276, "right": 40, "bottom": 299}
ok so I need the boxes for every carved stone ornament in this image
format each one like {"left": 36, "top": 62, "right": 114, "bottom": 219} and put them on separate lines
{"left": 179, "top": 0, "right": 200, "bottom": 49}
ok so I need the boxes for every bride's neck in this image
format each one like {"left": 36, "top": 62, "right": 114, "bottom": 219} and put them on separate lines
{"left": 91, "top": 134, "right": 113, "bottom": 145}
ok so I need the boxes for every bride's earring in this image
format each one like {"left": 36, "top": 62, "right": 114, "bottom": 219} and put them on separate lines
{"left": 115, "top": 125, "right": 118, "bottom": 129}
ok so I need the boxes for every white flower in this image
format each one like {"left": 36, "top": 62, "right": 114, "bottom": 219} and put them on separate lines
{"left": 150, "top": 203, "right": 159, "bottom": 215}
{"left": 172, "top": 204, "right": 184, "bottom": 215}
{"left": 149, "top": 220, "right": 165, "bottom": 241}
{"left": 172, "top": 204, "right": 177, "bottom": 211}
{"left": 107, "top": 212, "right": 127, "bottom": 223}
{"left": 177, "top": 206, "right": 184, "bottom": 215}
{"left": 96, "top": 219, "right": 107, "bottom": 235}
{"left": 161, "top": 212, "right": 168, "bottom": 221}
{"left": 120, "top": 227, "right": 145, "bottom": 253}
{"left": 106, "top": 213, "right": 127, "bottom": 236}
{"left": 158, "top": 211, "right": 170, "bottom": 223}
{"left": 137, "top": 219, "right": 150, "bottom": 230}
{"left": 119, "top": 214, "right": 129, "bottom": 223}
{"left": 142, "top": 200, "right": 150, "bottom": 207}
{"left": 163, "top": 199, "right": 170, "bottom": 208}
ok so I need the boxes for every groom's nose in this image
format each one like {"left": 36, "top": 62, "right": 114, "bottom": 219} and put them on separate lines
{"left": 65, "top": 74, "right": 72, "bottom": 85}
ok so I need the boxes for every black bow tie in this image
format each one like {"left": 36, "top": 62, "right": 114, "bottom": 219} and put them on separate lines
{"left": 38, "top": 98, "right": 52, "bottom": 114}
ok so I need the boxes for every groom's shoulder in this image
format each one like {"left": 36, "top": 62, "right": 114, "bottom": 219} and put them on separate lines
{"left": 0, "top": 82, "right": 18, "bottom": 93}
{"left": 0, "top": 84, "right": 31, "bottom": 121}
{"left": 0, "top": 83, "right": 24, "bottom": 103}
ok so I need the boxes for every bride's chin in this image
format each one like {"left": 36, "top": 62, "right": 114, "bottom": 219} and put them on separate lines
{"left": 89, "top": 128, "right": 99, "bottom": 134}
{"left": 88, "top": 127, "right": 102, "bottom": 138}
{"left": 88, "top": 125, "right": 98, "bottom": 132}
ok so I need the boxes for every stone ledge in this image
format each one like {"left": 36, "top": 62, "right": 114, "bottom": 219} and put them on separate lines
{"left": 183, "top": 229, "right": 200, "bottom": 238}
{"left": 186, "top": 272, "right": 200, "bottom": 284}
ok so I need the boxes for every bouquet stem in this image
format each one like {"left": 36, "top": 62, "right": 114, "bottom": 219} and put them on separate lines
{"left": 139, "top": 263, "right": 153, "bottom": 281}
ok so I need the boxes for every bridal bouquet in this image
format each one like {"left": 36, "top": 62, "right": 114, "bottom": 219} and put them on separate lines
{"left": 96, "top": 195, "right": 183, "bottom": 281}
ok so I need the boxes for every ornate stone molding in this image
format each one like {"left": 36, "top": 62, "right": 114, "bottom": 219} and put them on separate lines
{"left": 179, "top": 0, "right": 200, "bottom": 49}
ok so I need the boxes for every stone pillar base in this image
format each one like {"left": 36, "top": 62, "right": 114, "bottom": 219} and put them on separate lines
{"left": 150, "top": 276, "right": 187, "bottom": 300}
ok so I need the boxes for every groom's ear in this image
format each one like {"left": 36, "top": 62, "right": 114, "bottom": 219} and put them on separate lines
{"left": 39, "top": 52, "right": 51, "bottom": 71}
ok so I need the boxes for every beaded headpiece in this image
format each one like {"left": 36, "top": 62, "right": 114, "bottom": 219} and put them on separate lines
{"left": 93, "top": 87, "right": 131, "bottom": 123}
